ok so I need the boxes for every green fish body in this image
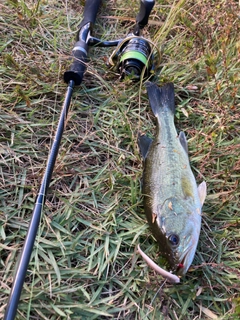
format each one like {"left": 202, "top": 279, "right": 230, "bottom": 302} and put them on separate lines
{"left": 138, "top": 82, "right": 206, "bottom": 276}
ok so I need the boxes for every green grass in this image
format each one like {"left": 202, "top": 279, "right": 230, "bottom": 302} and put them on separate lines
{"left": 1, "top": 0, "right": 240, "bottom": 319}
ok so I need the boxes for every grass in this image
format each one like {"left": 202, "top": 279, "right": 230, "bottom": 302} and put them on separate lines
{"left": 0, "top": 0, "right": 240, "bottom": 319}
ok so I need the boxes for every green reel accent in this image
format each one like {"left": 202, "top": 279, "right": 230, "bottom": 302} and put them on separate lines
{"left": 120, "top": 51, "right": 148, "bottom": 67}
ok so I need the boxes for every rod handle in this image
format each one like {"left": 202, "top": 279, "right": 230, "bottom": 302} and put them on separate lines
{"left": 136, "top": 0, "right": 155, "bottom": 28}
{"left": 64, "top": 41, "right": 88, "bottom": 85}
{"left": 64, "top": 0, "right": 101, "bottom": 85}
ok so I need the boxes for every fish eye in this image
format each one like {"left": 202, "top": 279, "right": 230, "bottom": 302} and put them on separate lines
{"left": 168, "top": 234, "right": 180, "bottom": 247}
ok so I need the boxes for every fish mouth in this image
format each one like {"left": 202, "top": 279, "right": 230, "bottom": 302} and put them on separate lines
{"left": 176, "top": 246, "right": 194, "bottom": 276}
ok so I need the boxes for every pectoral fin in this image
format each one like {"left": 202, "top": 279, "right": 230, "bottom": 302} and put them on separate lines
{"left": 179, "top": 131, "right": 188, "bottom": 155}
{"left": 198, "top": 181, "right": 207, "bottom": 206}
{"left": 138, "top": 134, "right": 152, "bottom": 159}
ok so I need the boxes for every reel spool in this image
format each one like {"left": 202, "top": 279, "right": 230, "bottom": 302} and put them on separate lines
{"left": 118, "top": 37, "right": 152, "bottom": 80}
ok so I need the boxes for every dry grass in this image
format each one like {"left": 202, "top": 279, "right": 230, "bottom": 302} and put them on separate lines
{"left": 1, "top": 0, "right": 240, "bottom": 319}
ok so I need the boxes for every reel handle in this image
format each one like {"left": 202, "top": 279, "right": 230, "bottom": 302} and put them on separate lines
{"left": 136, "top": 0, "right": 155, "bottom": 29}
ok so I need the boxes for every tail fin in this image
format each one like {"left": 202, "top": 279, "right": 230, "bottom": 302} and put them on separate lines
{"left": 145, "top": 82, "right": 175, "bottom": 117}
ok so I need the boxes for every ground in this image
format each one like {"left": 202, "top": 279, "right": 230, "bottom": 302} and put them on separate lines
{"left": 0, "top": 0, "right": 240, "bottom": 319}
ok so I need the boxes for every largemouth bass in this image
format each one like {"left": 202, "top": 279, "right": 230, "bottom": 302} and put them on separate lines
{"left": 138, "top": 82, "right": 206, "bottom": 278}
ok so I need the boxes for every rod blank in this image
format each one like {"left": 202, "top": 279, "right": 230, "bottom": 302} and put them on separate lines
{"left": 4, "top": 80, "right": 75, "bottom": 320}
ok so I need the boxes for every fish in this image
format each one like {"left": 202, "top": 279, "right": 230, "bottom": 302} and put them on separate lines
{"left": 138, "top": 82, "right": 206, "bottom": 278}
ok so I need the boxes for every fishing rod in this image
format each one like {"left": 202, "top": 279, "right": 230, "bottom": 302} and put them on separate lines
{"left": 4, "top": 1, "right": 158, "bottom": 319}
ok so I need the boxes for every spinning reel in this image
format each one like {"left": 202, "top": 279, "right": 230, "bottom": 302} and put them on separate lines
{"left": 64, "top": 0, "right": 160, "bottom": 83}
{"left": 97, "top": 0, "right": 160, "bottom": 80}
{"left": 108, "top": 33, "right": 159, "bottom": 80}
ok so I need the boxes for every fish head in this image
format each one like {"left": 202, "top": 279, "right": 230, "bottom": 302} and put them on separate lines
{"left": 167, "top": 220, "right": 200, "bottom": 276}
{"left": 156, "top": 199, "right": 202, "bottom": 276}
